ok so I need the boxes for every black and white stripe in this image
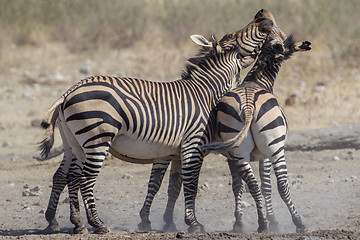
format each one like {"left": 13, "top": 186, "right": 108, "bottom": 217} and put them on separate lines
{"left": 202, "top": 34, "right": 311, "bottom": 233}
{"left": 40, "top": 16, "right": 274, "bottom": 234}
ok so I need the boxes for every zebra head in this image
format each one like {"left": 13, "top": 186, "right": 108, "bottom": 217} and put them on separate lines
{"left": 254, "top": 9, "right": 287, "bottom": 41}
{"left": 219, "top": 17, "right": 274, "bottom": 69}
{"left": 259, "top": 33, "right": 312, "bottom": 66}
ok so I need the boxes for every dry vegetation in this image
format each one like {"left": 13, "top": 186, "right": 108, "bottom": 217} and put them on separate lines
{"left": 0, "top": 0, "right": 359, "bottom": 131}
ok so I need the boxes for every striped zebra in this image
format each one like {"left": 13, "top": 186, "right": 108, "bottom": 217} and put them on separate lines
{"left": 137, "top": 9, "right": 289, "bottom": 232}
{"left": 201, "top": 35, "right": 311, "bottom": 233}
{"left": 40, "top": 16, "right": 275, "bottom": 234}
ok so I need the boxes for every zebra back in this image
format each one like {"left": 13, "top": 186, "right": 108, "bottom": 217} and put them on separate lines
{"left": 202, "top": 34, "right": 311, "bottom": 152}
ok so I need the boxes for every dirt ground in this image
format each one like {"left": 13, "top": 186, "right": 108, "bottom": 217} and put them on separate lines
{"left": 0, "top": 150, "right": 359, "bottom": 239}
{"left": 0, "top": 40, "right": 359, "bottom": 239}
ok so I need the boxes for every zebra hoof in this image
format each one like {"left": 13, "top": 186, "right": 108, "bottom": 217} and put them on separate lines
{"left": 268, "top": 218, "right": 280, "bottom": 232}
{"left": 73, "top": 225, "right": 88, "bottom": 234}
{"left": 43, "top": 221, "right": 60, "bottom": 233}
{"left": 187, "top": 224, "right": 205, "bottom": 233}
{"left": 163, "top": 222, "right": 178, "bottom": 232}
{"left": 296, "top": 225, "right": 306, "bottom": 233}
{"left": 232, "top": 220, "right": 244, "bottom": 233}
{"left": 93, "top": 225, "right": 110, "bottom": 234}
{"left": 43, "top": 225, "right": 60, "bottom": 234}
{"left": 257, "top": 223, "right": 269, "bottom": 233}
{"left": 138, "top": 220, "right": 152, "bottom": 232}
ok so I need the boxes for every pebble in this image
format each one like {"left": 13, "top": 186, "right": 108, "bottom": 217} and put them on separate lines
{"left": 240, "top": 200, "right": 252, "bottom": 208}
{"left": 22, "top": 204, "right": 32, "bottom": 211}
{"left": 313, "top": 82, "right": 326, "bottom": 92}
{"left": 22, "top": 92, "right": 35, "bottom": 101}
{"left": 2, "top": 141, "right": 12, "bottom": 148}
{"left": 30, "top": 119, "right": 42, "bottom": 128}
{"left": 22, "top": 185, "right": 42, "bottom": 197}
{"left": 285, "top": 90, "right": 301, "bottom": 106}
{"left": 79, "top": 65, "right": 91, "bottom": 75}
{"left": 176, "top": 231, "right": 186, "bottom": 238}
{"left": 313, "top": 85, "right": 326, "bottom": 92}
{"left": 122, "top": 173, "right": 133, "bottom": 179}
{"left": 333, "top": 156, "right": 340, "bottom": 161}
{"left": 199, "top": 182, "right": 209, "bottom": 191}
{"left": 326, "top": 179, "right": 335, "bottom": 184}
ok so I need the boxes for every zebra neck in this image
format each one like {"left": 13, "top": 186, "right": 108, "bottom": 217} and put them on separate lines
{"left": 182, "top": 56, "right": 239, "bottom": 108}
{"left": 242, "top": 60, "right": 281, "bottom": 93}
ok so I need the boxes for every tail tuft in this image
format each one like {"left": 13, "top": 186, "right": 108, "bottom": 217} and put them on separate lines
{"left": 39, "top": 136, "right": 54, "bottom": 159}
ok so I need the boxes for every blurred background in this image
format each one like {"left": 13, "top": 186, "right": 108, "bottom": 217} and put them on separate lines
{"left": 0, "top": 0, "right": 359, "bottom": 157}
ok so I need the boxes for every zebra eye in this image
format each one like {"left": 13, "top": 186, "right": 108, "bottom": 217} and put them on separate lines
{"left": 228, "top": 34, "right": 233, "bottom": 38}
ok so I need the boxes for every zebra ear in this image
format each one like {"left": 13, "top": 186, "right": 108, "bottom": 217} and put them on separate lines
{"left": 190, "top": 35, "right": 212, "bottom": 48}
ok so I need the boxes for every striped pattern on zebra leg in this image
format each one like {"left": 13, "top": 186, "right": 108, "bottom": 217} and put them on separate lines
{"left": 43, "top": 116, "right": 80, "bottom": 233}
{"left": 259, "top": 159, "right": 280, "bottom": 232}
{"left": 201, "top": 32, "right": 311, "bottom": 233}
{"left": 231, "top": 157, "right": 269, "bottom": 233}
{"left": 138, "top": 159, "right": 172, "bottom": 231}
{"left": 227, "top": 159, "right": 246, "bottom": 233}
{"left": 67, "top": 159, "right": 88, "bottom": 234}
{"left": 271, "top": 153, "right": 306, "bottom": 233}
{"left": 163, "top": 159, "right": 182, "bottom": 232}
{"left": 43, "top": 160, "right": 68, "bottom": 233}
{"left": 39, "top": 15, "right": 275, "bottom": 234}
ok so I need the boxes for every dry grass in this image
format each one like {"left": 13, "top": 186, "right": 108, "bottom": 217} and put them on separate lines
{"left": 0, "top": 0, "right": 359, "bottom": 62}
{"left": 0, "top": 0, "right": 359, "bottom": 131}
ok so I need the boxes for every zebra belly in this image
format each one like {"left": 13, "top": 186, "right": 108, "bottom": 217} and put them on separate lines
{"left": 110, "top": 135, "right": 179, "bottom": 162}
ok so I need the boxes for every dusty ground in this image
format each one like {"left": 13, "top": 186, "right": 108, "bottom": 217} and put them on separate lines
{"left": 0, "top": 39, "right": 359, "bottom": 239}
{"left": 0, "top": 150, "right": 359, "bottom": 239}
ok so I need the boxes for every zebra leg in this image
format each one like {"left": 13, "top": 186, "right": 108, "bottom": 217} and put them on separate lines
{"left": 163, "top": 159, "right": 182, "bottom": 232}
{"left": 227, "top": 159, "right": 246, "bottom": 233}
{"left": 44, "top": 159, "right": 68, "bottom": 233}
{"left": 44, "top": 126, "right": 73, "bottom": 233}
{"left": 182, "top": 148, "right": 205, "bottom": 233}
{"left": 272, "top": 156, "right": 306, "bottom": 233}
{"left": 80, "top": 149, "right": 110, "bottom": 234}
{"left": 259, "top": 159, "right": 279, "bottom": 232}
{"left": 67, "top": 160, "right": 88, "bottom": 234}
{"left": 138, "top": 159, "right": 171, "bottom": 231}
{"left": 235, "top": 160, "right": 269, "bottom": 233}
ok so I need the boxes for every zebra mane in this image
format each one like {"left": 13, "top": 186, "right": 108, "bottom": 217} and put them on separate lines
{"left": 254, "top": 34, "right": 297, "bottom": 69}
{"left": 241, "top": 34, "right": 296, "bottom": 89}
{"left": 181, "top": 35, "right": 220, "bottom": 80}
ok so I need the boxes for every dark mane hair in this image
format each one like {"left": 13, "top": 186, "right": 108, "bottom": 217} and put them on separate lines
{"left": 258, "top": 34, "right": 296, "bottom": 67}
{"left": 181, "top": 35, "right": 219, "bottom": 80}
{"left": 243, "top": 34, "right": 297, "bottom": 86}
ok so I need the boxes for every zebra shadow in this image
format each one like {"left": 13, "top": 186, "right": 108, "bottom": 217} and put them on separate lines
{"left": 0, "top": 228, "right": 73, "bottom": 236}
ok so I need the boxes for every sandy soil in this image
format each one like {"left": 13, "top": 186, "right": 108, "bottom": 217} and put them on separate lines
{"left": 0, "top": 150, "right": 359, "bottom": 239}
{"left": 0, "top": 40, "right": 359, "bottom": 239}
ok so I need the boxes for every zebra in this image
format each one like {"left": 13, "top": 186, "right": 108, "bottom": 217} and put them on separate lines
{"left": 39, "top": 16, "right": 275, "bottom": 234}
{"left": 137, "top": 9, "right": 290, "bottom": 233}
{"left": 201, "top": 35, "right": 311, "bottom": 233}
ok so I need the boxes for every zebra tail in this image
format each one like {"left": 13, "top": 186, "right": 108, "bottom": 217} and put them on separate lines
{"left": 202, "top": 107, "right": 254, "bottom": 152}
{"left": 39, "top": 96, "right": 63, "bottom": 158}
